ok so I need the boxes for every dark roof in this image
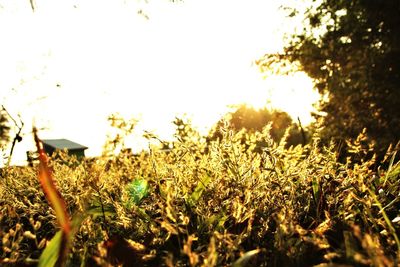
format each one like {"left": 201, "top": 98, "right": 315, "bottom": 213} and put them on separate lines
{"left": 42, "top": 139, "right": 88, "bottom": 150}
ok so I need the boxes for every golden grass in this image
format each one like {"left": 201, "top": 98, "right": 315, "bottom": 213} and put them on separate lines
{"left": 0, "top": 122, "right": 399, "bottom": 266}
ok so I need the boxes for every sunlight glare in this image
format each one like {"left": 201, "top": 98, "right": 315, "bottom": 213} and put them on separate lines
{"left": 0, "top": 0, "right": 321, "bottom": 166}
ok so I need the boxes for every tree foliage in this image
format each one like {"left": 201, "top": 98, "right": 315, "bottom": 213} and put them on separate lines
{"left": 258, "top": 0, "right": 400, "bottom": 156}
{"left": 208, "top": 105, "right": 306, "bottom": 148}
{"left": 0, "top": 107, "right": 10, "bottom": 145}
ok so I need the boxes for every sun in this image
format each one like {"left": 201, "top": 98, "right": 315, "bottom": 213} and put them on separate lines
{"left": 229, "top": 68, "right": 320, "bottom": 126}
{"left": 266, "top": 72, "right": 320, "bottom": 125}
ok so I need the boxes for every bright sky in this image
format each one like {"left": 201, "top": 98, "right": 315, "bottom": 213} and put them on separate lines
{"left": 0, "top": 0, "right": 320, "bottom": 165}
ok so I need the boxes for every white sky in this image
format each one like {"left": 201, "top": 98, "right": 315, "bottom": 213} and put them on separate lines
{"left": 0, "top": 0, "right": 320, "bottom": 165}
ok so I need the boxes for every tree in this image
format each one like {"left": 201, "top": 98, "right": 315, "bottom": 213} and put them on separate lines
{"left": 0, "top": 107, "right": 10, "bottom": 145}
{"left": 257, "top": 0, "right": 400, "bottom": 157}
{"left": 208, "top": 104, "right": 306, "bottom": 148}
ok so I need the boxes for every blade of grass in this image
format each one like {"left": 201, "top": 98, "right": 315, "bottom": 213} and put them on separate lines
{"left": 33, "top": 127, "right": 71, "bottom": 266}
{"left": 312, "top": 176, "right": 321, "bottom": 219}
{"left": 38, "top": 231, "right": 62, "bottom": 267}
{"left": 33, "top": 127, "right": 71, "bottom": 235}
{"left": 383, "top": 151, "right": 397, "bottom": 187}
{"left": 232, "top": 249, "right": 260, "bottom": 267}
{"left": 369, "top": 188, "right": 400, "bottom": 254}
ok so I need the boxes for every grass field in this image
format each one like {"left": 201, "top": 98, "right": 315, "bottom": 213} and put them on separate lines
{"left": 1, "top": 124, "right": 400, "bottom": 266}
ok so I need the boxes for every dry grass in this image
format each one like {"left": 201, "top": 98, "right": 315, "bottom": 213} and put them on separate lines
{"left": 1, "top": 122, "right": 400, "bottom": 266}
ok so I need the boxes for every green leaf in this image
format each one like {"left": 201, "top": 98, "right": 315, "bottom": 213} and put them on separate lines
{"left": 206, "top": 213, "right": 228, "bottom": 231}
{"left": 135, "top": 207, "right": 151, "bottom": 222}
{"left": 126, "top": 179, "right": 149, "bottom": 206}
{"left": 343, "top": 231, "right": 357, "bottom": 259}
{"left": 87, "top": 202, "right": 116, "bottom": 219}
{"left": 38, "top": 231, "right": 62, "bottom": 267}
{"left": 232, "top": 249, "right": 260, "bottom": 267}
{"left": 312, "top": 176, "right": 320, "bottom": 204}
{"left": 384, "top": 152, "right": 399, "bottom": 186}
{"left": 188, "top": 175, "right": 212, "bottom": 206}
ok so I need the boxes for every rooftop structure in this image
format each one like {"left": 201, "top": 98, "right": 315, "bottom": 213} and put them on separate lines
{"left": 42, "top": 139, "right": 88, "bottom": 159}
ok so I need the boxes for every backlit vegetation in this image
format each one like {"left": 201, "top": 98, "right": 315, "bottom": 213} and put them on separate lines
{"left": 1, "top": 118, "right": 400, "bottom": 266}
